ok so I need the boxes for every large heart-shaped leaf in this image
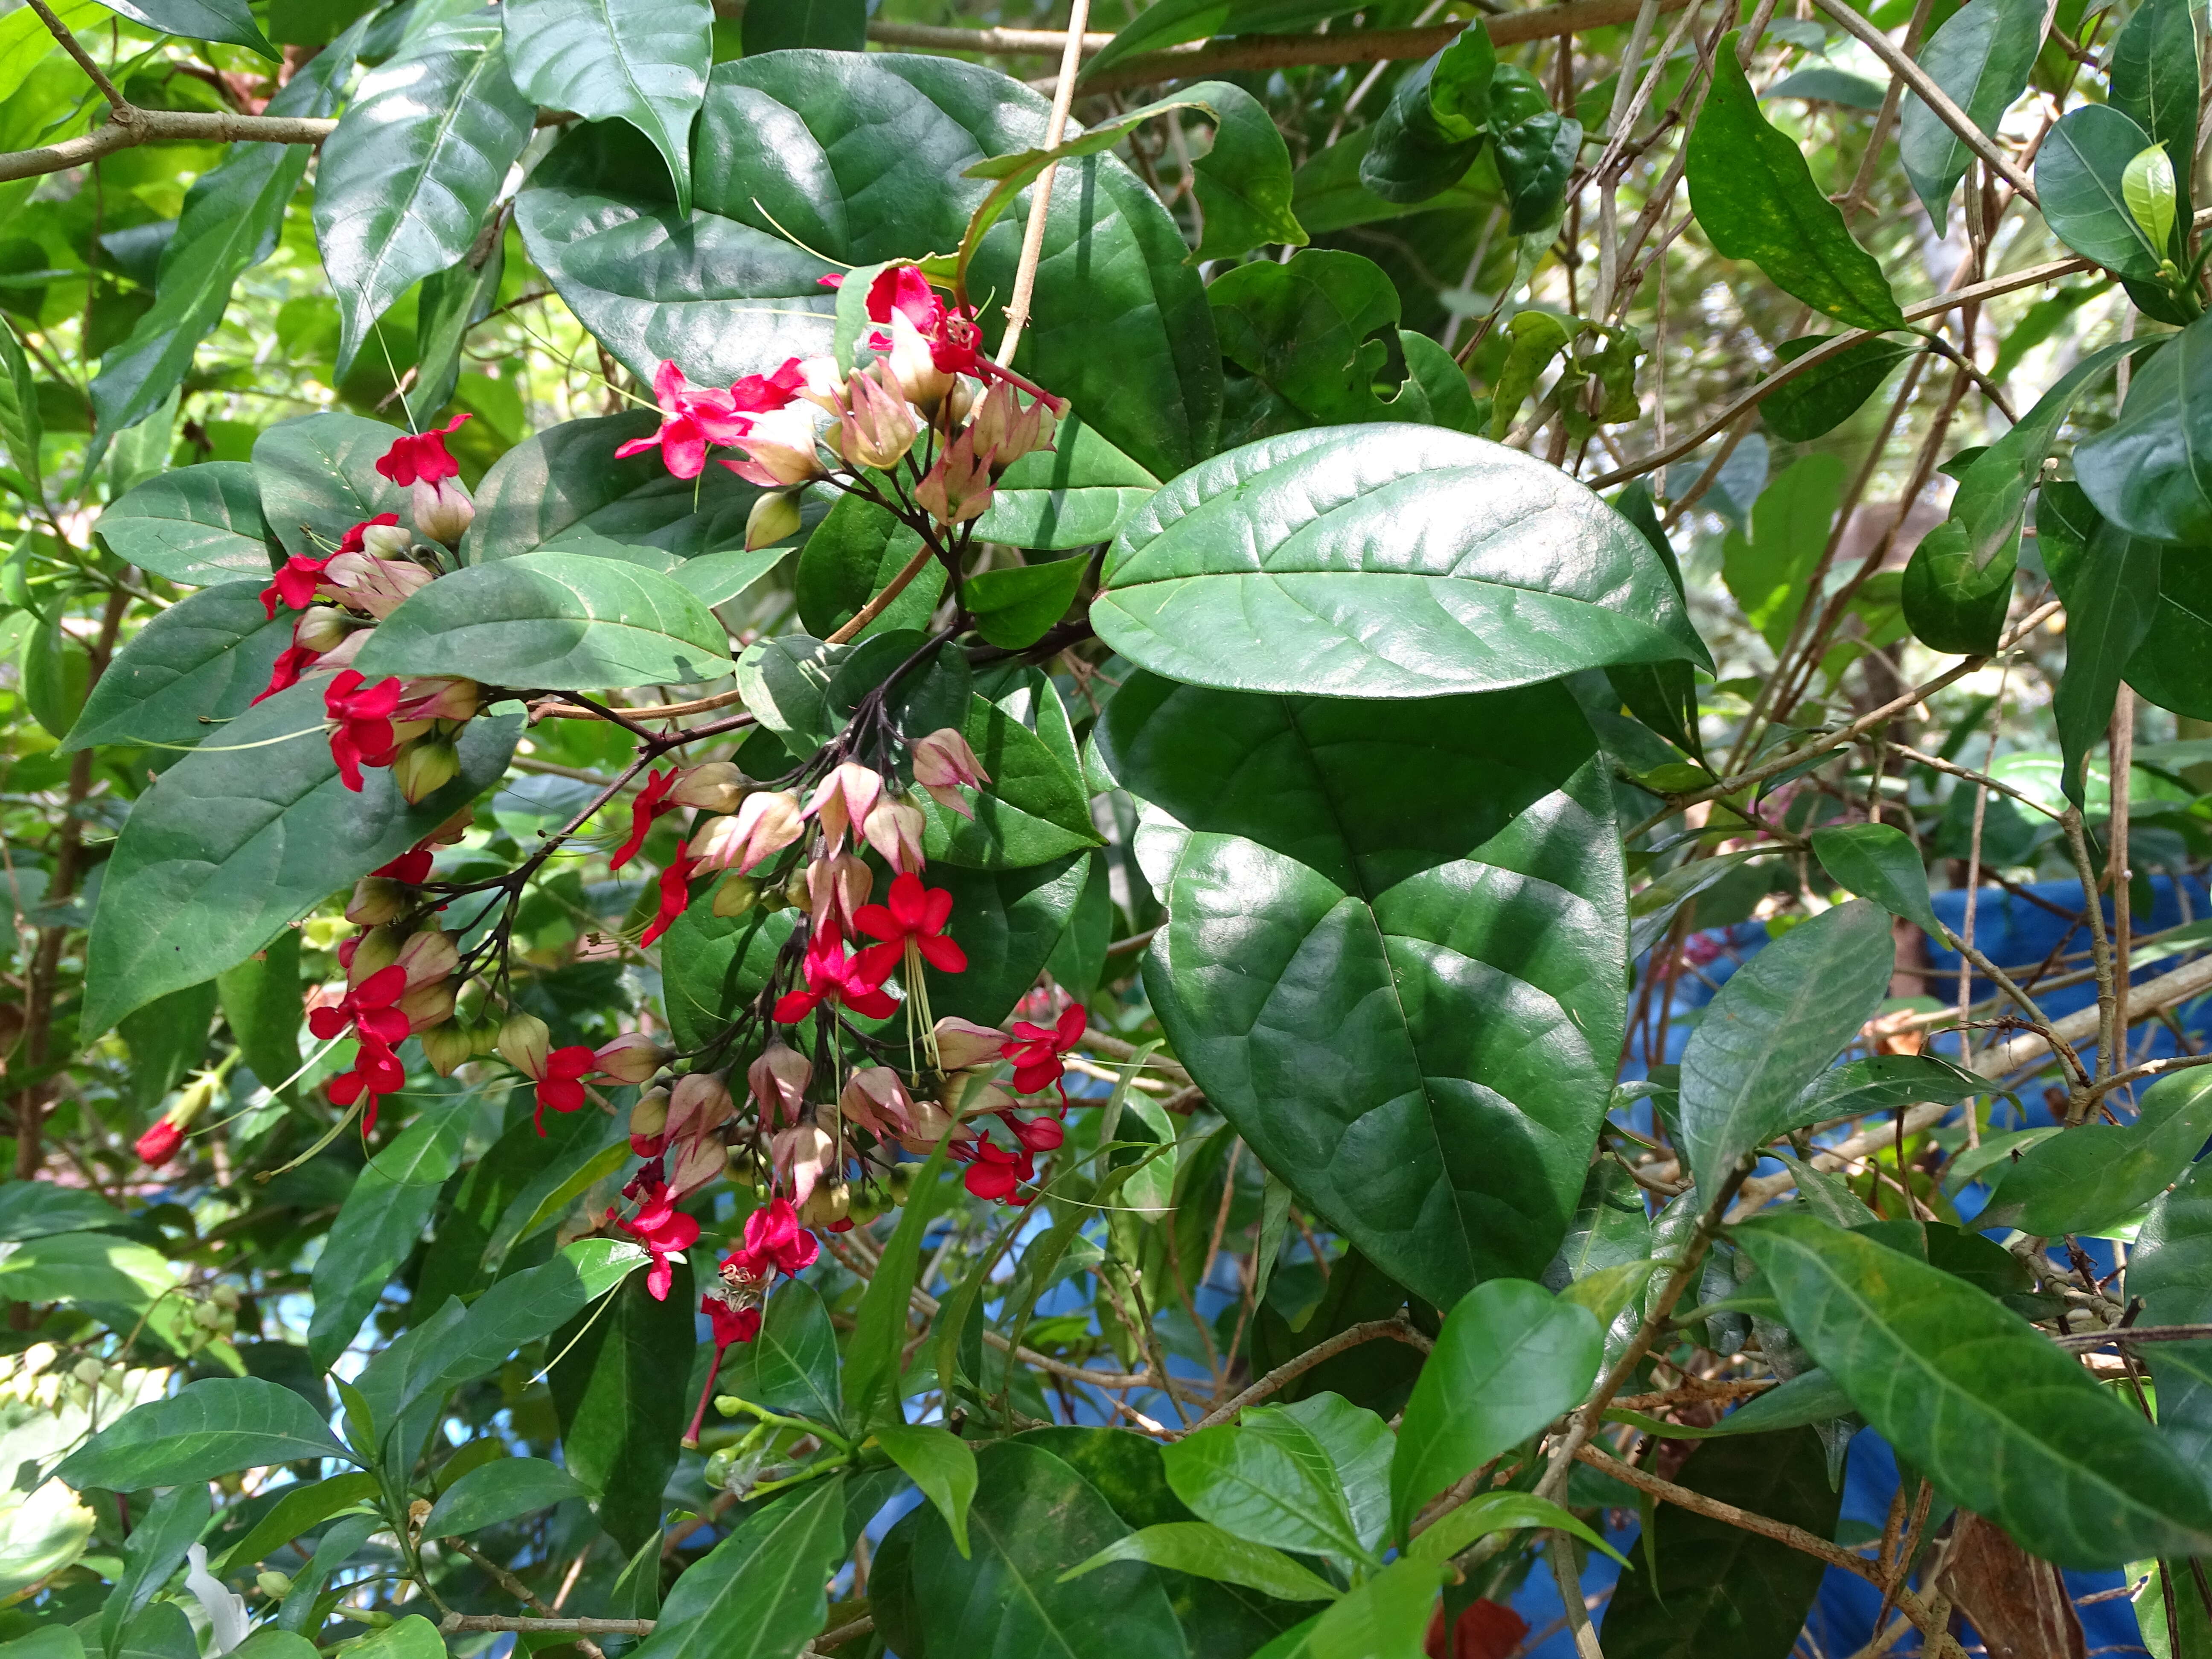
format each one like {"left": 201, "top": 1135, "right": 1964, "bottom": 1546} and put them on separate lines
{"left": 81, "top": 684, "right": 517, "bottom": 1034}
{"left": 1093, "top": 424, "right": 1705, "bottom": 699}
{"left": 96, "top": 462, "right": 282, "bottom": 585}
{"left": 1105, "top": 673, "right": 1626, "bottom": 1310}
{"left": 55, "top": 1379, "right": 357, "bottom": 1491}
{"left": 515, "top": 51, "right": 1220, "bottom": 480}
{"left": 501, "top": 0, "right": 711, "bottom": 216}
{"left": 351, "top": 552, "right": 736, "bottom": 689}
{"left": 62, "top": 581, "right": 293, "bottom": 753}
{"left": 1737, "top": 1211, "right": 2212, "bottom": 1568}
{"left": 975, "top": 413, "right": 1159, "bottom": 551}
{"left": 659, "top": 907, "right": 797, "bottom": 1051}
{"left": 313, "top": 9, "right": 536, "bottom": 375}
{"left": 252, "top": 414, "right": 409, "bottom": 559}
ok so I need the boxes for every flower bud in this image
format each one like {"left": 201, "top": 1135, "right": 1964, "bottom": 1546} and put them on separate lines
{"left": 840, "top": 1066, "right": 916, "bottom": 1141}
{"left": 630, "top": 1086, "right": 669, "bottom": 1142}
{"left": 350, "top": 925, "right": 407, "bottom": 982}
{"left": 966, "top": 380, "right": 1057, "bottom": 474}
{"left": 666, "top": 1071, "right": 735, "bottom": 1141}
{"left": 134, "top": 1118, "right": 183, "bottom": 1167}
{"left": 805, "top": 763, "right": 884, "bottom": 853}
{"left": 861, "top": 797, "right": 926, "bottom": 873}
{"left": 496, "top": 1010, "right": 552, "bottom": 1077}
{"left": 835, "top": 361, "right": 920, "bottom": 471}
{"left": 420, "top": 1022, "right": 475, "bottom": 1077}
{"left": 911, "top": 726, "right": 990, "bottom": 819}
{"left": 396, "top": 677, "right": 480, "bottom": 723}
{"left": 392, "top": 928, "right": 459, "bottom": 988}
{"left": 799, "top": 1179, "right": 851, "bottom": 1227}
{"left": 594, "top": 1032, "right": 668, "bottom": 1085}
{"left": 467, "top": 1016, "right": 504, "bottom": 1056}
{"left": 748, "top": 1041, "right": 810, "bottom": 1128}
{"left": 725, "top": 407, "right": 830, "bottom": 488}
{"left": 669, "top": 762, "right": 745, "bottom": 815}
{"left": 346, "top": 876, "right": 410, "bottom": 927}
{"left": 359, "top": 523, "right": 413, "bottom": 559}
{"left": 805, "top": 853, "right": 873, "bottom": 941}
{"left": 712, "top": 873, "right": 760, "bottom": 917}
{"left": 398, "top": 979, "right": 455, "bottom": 1033}
{"left": 390, "top": 733, "right": 461, "bottom": 803}
{"left": 324, "top": 552, "right": 434, "bottom": 618}
{"left": 410, "top": 477, "right": 474, "bottom": 546}
{"left": 932, "top": 1017, "right": 1008, "bottom": 1072}
{"left": 783, "top": 867, "right": 812, "bottom": 911}
{"left": 256, "top": 1572, "right": 294, "bottom": 1600}
{"left": 745, "top": 490, "right": 804, "bottom": 551}
{"left": 914, "top": 430, "right": 994, "bottom": 526}
{"left": 690, "top": 789, "right": 803, "bottom": 875}
{"left": 884, "top": 306, "right": 954, "bottom": 413}
{"left": 294, "top": 605, "right": 359, "bottom": 655}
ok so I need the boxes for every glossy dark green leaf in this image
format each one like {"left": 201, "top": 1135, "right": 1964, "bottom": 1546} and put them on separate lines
{"left": 410, "top": 233, "right": 506, "bottom": 419}
{"left": 1786, "top": 1053, "right": 1985, "bottom": 1125}
{"left": 1604, "top": 483, "right": 1703, "bottom": 760}
{"left": 659, "top": 906, "right": 797, "bottom": 1050}
{"left": 895, "top": 1441, "right": 1190, "bottom": 1659}
{"left": 1095, "top": 424, "right": 1704, "bottom": 699}
{"left": 923, "top": 852, "right": 1088, "bottom": 1028}
{"left": 55, "top": 1378, "right": 356, "bottom": 1490}
{"left": 518, "top": 52, "right": 1220, "bottom": 481}
{"left": 307, "top": 1106, "right": 471, "bottom": 1366}
{"left": 1810, "top": 822, "right": 1944, "bottom": 937}
{"left": 1081, "top": 0, "right": 1355, "bottom": 81}
{"left": 0, "top": 1180, "right": 122, "bottom": 1240}
{"left": 1357, "top": 25, "right": 1493, "bottom": 204}
{"left": 62, "top": 581, "right": 293, "bottom": 752}
{"left": 845, "top": 1141, "right": 954, "bottom": 1429}
{"left": 215, "top": 929, "right": 303, "bottom": 1103}
{"left": 90, "top": 39, "right": 353, "bottom": 435}
{"left": 974, "top": 413, "right": 1159, "bottom": 551}
{"left": 1761, "top": 336, "right": 1915, "bottom": 442}
{"left": 117, "top": 981, "right": 215, "bottom": 1115}
{"left": 1737, "top": 1210, "right": 2212, "bottom": 1568}
{"left": 550, "top": 1260, "right": 695, "bottom": 1553}
{"left": 1107, "top": 674, "right": 1626, "bottom": 1309}
{"left": 1490, "top": 73, "right": 1578, "bottom": 236}
{"left": 1978, "top": 1071, "right": 2212, "bottom": 1235}
{"left": 1687, "top": 36, "right": 1903, "bottom": 332}
{"left": 876, "top": 1423, "right": 979, "bottom": 1558}
{"left": 355, "top": 551, "right": 736, "bottom": 687}
{"left": 1277, "top": 1392, "right": 1393, "bottom": 1555}
{"left": 718, "top": 1279, "right": 841, "bottom": 1425}
{"left": 2109, "top": 0, "right": 2200, "bottom": 178}
{"left": 1677, "top": 900, "right": 1895, "bottom": 1198}
{"left": 2128, "top": 1160, "right": 2212, "bottom": 1476}
{"left": 1210, "top": 249, "right": 1405, "bottom": 431}
{"left": 273, "top": 1514, "right": 379, "bottom": 1633}
{"left": 919, "top": 692, "right": 1100, "bottom": 870}
{"left": 1309, "top": 1558, "right": 1449, "bottom": 1659}
{"left": 1599, "top": 1428, "right": 1841, "bottom": 1659}
{"left": 2075, "top": 318, "right": 2212, "bottom": 543}
{"left": 116, "top": 1603, "right": 195, "bottom": 1659}
{"left": 2036, "top": 105, "right": 2165, "bottom": 279}
{"left": 796, "top": 493, "right": 943, "bottom": 641}
{"left": 251, "top": 414, "right": 409, "bottom": 559}
{"left": 1165, "top": 1411, "right": 1368, "bottom": 1563}
{"left": 100, "top": 1481, "right": 209, "bottom": 1659}
{"left": 80, "top": 686, "right": 517, "bottom": 1034}
{"left": 502, "top": 0, "right": 711, "bottom": 215}
{"left": 209, "top": 1473, "right": 379, "bottom": 1575}
{"left": 96, "top": 462, "right": 282, "bottom": 584}
{"left": 626, "top": 1481, "right": 846, "bottom": 1659}
{"left": 421, "top": 1457, "right": 586, "bottom": 1537}
{"left": 22, "top": 613, "right": 89, "bottom": 742}
{"left": 965, "top": 557, "right": 1086, "bottom": 649}
{"left": 1390, "top": 1278, "right": 1601, "bottom": 1539}
{"left": 2037, "top": 480, "right": 2169, "bottom": 803}
{"left": 314, "top": 10, "right": 536, "bottom": 374}
{"left": 1898, "top": 0, "right": 2048, "bottom": 225}
{"left": 739, "top": 0, "right": 863, "bottom": 51}
{"left": 102, "top": 0, "right": 275, "bottom": 55}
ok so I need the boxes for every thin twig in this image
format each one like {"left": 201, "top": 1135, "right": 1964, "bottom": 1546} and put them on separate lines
{"left": 1181, "top": 1317, "right": 1432, "bottom": 1433}
{"left": 998, "top": 0, "right": 1093, "bottom": 364}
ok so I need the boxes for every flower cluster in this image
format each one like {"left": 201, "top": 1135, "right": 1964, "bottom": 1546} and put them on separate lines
{"left": 495, "top": 1012, "right": 664, "bottom": 1135}
{"left": 311, "top": 928, "right": 460, "bottom": 1133}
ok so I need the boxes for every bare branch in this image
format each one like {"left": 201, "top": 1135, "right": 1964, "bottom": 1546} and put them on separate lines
{"left": 0, "top": 109, "right": 338, "bottom": 185}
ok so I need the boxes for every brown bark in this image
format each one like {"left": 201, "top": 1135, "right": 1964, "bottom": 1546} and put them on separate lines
{"left": 1942, "top": 1511, "right": 2087, "bottom": 1659}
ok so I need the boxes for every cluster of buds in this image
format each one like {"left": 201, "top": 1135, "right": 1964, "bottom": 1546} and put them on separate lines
{"left": 626, "top": 1069, "right": 729, "bottom": 1198}
{"left": 610, "top": 762, "right": 750, "bottom": 946}
{"left": 926, "top": 1005, "right": 1085, "bottom": 1205}
{"left": 313, "top": 927, "right": 462, "bottom": 1132}
{"left": 319, "top": 670, "right": 481, "bottom": 800}
{"left": 495, "top": 1012, "right": 664, "bottom": 1135}
{"left": 256, "top": 419, "right": 478, "bottom": 706}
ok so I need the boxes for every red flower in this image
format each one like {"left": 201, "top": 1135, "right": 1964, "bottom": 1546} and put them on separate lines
{"left": 641, "top": 853, "right": 700, "bottom": 949}
{"left": 308, "top": 963, "right": 412, "bottom": 1047}
{"left": 704, "top": 1298, "right": 761, "bottom": 1349}
{"left": 864, "top": 266, "right": 985, "bottom": 376}
{"left": 324, "top": 671, "right": 403, "bottom": 792}
{"left": 373, "top": 848, "right": 434, "bottom": 884}
{"left": 730, "top": 358, "right": 807, "bottom": 412}
{"left": 1424, "top": 1599, "right": 1528, "bottom": 1659}
{"left": 611, "top": 769, "right": 678, "bottom": 870}
{"left": 336, "top": 512, "right": 401, "bottom": 555}
{"left": 1003, "top": 1003, "right": 1085, "bottom": 1097}
{"left": 614, "top": 1181, "right": 700, "bottom": 1301}
{"left": 329, "top": 1033, "right": 405, "bottom": 1137}
{"left": 374, "top": 414, "right": 469, "bottom": 487}
{"left": 253, "top": 643, "right": 321, "bottom": 705}
{"left": 852, "top": 872, "right": 967, "bottom": 983}
{"left": 615, "top": 362, "right": 755, "bottom": 480}
{"left": 728, "top": 1196, "right": 819, "bottom": 1281}
{"left": 1004, "top": 1111, "right": 1063, "bottom": 1153}
{"left": 536, "top": 1044, "right": 600, "bottom": 1132}
{"left": 960, "top": 1138, "right": 1033, "bottom": 1204}
{"left": 772, "top": 936, "right": 897, "bottom": 1024}
{"left": 261, "top": 556, "right": 331, "bottom": 620}
{"left": 135, "top": 1119, "right": 183, "bottom": 1167}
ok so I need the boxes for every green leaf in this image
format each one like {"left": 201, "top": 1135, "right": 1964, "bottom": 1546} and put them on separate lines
{"left": 1977, "top": 1070, "right": 2212, "bottom": 1235}
{"left": 1163, "top": 1412, "right": 1368, "bottom": 1564}
{"left": 1490, "top": 69, "right": 1579, "bottom": 236}
{"left": 210, "top": 1473, "right": 380, "bottom": 1573}
{"left": 923, "top": 852, "right": 1090, "bottom": 1029}
{"left": 0, "top": 318, "right": 41, "bottom": 498}
{"left": 319, "top": 1618, "right": 439, "bottom": 1659}
{"left": 56, "top": 1378, "right": 357, "bottom": 1490}
{"left": 961, "top": 79, "right": 1303, "bottom": 266}
{"left": 251, "top": 413, "right": 409, "bottom": 559}
{"left": 1761, "top": 336, "right": 1916, "bottom": 442}
{"left": 973, "top": 412, "right": 1160, "bottom": 551}
{"left": 845, "top": 1140, "right": 955, "bottom": 1429}
{"left": 965, "top": 557, "right": 1086, "bottom": 650}
{"left": 1358, "top": 25, "right": 1493, "bottom": 205}
{"left": 0, "top": 1231, "right": 174, "bottom": 1307}
{"left": 1687, "top": 36, "right": 1903, "bottom": 331}
{"left": 2035, "top": 106, "right": 2165, "bottom": 279}
{"left": 796, "top": 493, "right": 943, "bottom": 642}
{"left": 549, "top": 1259, "right": 695, "bottom": 1552}
{"left": 1389, "top": 1278, "right": 1601, "bottom": 1540}
{"left": 1107, "top": 673, "right": 1626, "bottom": 1310}
{"left": 1677, "top": 899, "right": 1895, "bottom": 1199}
{"left": 1403, "top": 1489, "right": 1621, "bottom": 1565}
{"left": 2108, "top": 0, "right": 2200, "bottom": 179}
{"left": 1081, "top": 0, "right": 1356, "bottom": 81}
{"left": 875, "top": 1422, "right": 979, "bottom": 1559}
{"left": 80, "top": 684, "right": 517, "bottom": 1034}
{"left": 2129, "top": 1160, "right": 2212, "bottom": 1477}
{"left": 1060, "top": 1522, "right": 1337, "bottom": 1602}
{"left": 894, "top": 1440, "right": 1191, "bottom": 1659}
{"left": 518, "top": 53, "right": 1220, "bottom": 481}
{"left": 1735, "top": 1210, "right": 2212, "bottom": 1568}
{"left": 216, "top": 928, "right": 303, "bottom": 1103}
{"left": 1763, "top": 66, "right": 1887, "bottom": 108}
{"left": 1095, "top": 424, "right": 1704, "bottom": 699}
{"left": 308, "top": 1105, "right": 472, "bottom": 1366}
{"left": 2126, "top": 142, "right": 2180, "bottom": 253}
{"left": 115, "top": 1604, "right": 195, "bottom": 1659}
{"left": 96, "top": 462, "right": 281, "bottom": 585}
{"left": 314, "top": 10, "right": 536, "bottom": 374}
{"left": 501, "top": 0, "right": 711, "bottom": 216}
{"left": 23, "top": 613, "right": 91, "bottom": 741}
{"left": 738, "top": 0, "right": 863, "bottom": 50}
{"left": 1308, "top": 1557, "right": 1449, "bottom": 1659}
{"left": 90, "top": 35, "right": 355, "bottom": 436}
{"left": 1722, "top": 453, "right": 1842, "bottom": 651}
{"left": 421, "top": 1456, "right": 586, "bottom": 1537}
{"left": 1598, "top": 1428, "right": 1841, "bottom": 1659}
{"left": 63, "top": 581, "right": 293, "bottom": 753}
{"left": 463, "top": 409, "right": 769, "bottom": 568}
{"left": 626, "top": 1482, "right": 847, "bottom": 1659}
{"left": 99, "top": 0, "right": 276, "bottom": 55}
{"left": 101, "top": 1481, "right": 209, "bottom": 1659}
{"left": 1898, "top": 0, "right": 2048, "bottom": 226}
{"left": 1278, "top": 1393, "right": 1393, "bottom": 1556}
{"left": 659, "top": 906, "right": 797, "bottom": 1051}
{"left": 1810, "top": 822, "right": 1944, "bottom": 937}
{"left": 351, "top": 550, "right": 737, "bottom": 688}
{"left": 2075, "top": 317, "right": 2212, "bottom": 543}
{"left": 1210, "top": 249, "right": 1406, "bottom": 432}
{"left": 919, "top": 691, "right": 1101, "bottom": 870}
{"left": 1785, "top": 1054, "right": 1986, "bottom": 1125}
{"left": 2036, "top": 480, "right": 2168, "bottom": 804}
{"left": 0, "top": 1180, "right": 122, "bottom": 1240}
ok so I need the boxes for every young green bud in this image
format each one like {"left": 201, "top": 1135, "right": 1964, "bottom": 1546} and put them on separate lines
{"left": 745, "top": 489, "right": 804, "bottom": 551}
